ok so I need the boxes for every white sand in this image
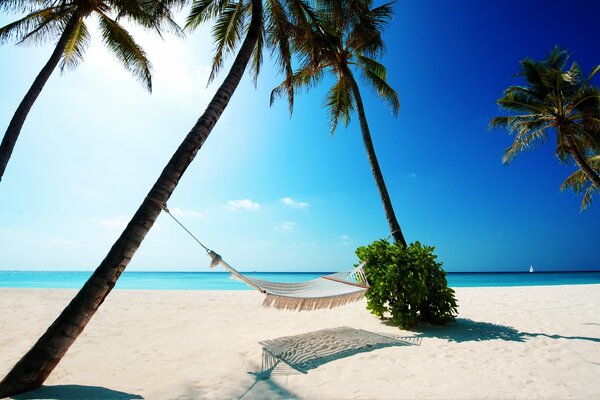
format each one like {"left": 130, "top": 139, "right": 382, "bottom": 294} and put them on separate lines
{"left": 1, "top": 285, "right": 599, "bottom": 399}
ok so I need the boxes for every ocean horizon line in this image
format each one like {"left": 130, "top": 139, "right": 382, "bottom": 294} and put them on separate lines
{"left": 2, "top": 270, "right": 600, "bottom": 289}
{"left": 1, "top": 269, "right": 599, "bottom": 274}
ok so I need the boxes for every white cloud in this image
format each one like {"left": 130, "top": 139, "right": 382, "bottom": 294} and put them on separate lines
{"left": 287, "top": 242, "right": 317, "bottom": 248}
{"left": 170, "top": 207, "right": 203, "bottom": 218}
{"left": 226, "top": 199, "right": 260, "bottom": 211}
{"left": 276, "top": 221, "right": 297, "bottom": 232}
{"left": 100, "top": 216, "right": 129, "bottom": 229}
{"left": 241, "top": 240, "right": 274, "bottom": 249}
{"left": 340, "top": 234, "right": 351, "bottom": 246}
{"left": 281, "top": 197, "right": 309, "bottom": 209}
{"left": 409, "top": 172, "right": 418, "bottom": 179}
{"left": 49, "top": 236, "right": 78, "bottom": 247}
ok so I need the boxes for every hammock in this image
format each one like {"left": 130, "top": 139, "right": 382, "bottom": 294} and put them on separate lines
{"left": 209, "top": 249, "right": 369, "bottom": 311}
{"left": 153, "top": 198, "right": 370, "bottom": 311}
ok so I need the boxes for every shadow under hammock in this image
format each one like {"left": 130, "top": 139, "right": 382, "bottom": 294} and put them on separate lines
{"left": 257, "top": 327, "right": 421, "bottom": 375}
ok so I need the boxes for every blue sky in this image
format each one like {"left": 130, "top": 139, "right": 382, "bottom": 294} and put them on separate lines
{"left": 0, "top": 0, "right": 598, "bottom": 272}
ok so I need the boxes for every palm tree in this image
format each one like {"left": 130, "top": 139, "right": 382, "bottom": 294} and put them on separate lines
{"left": 490, "top": 46, "right": 600, "bottom": 191}
{"left": 560, "top": 155, "right": 600, "bottom": 210}
{"left": 0, "top": 0, "right": 318, "bottom": 395}
{"left": 271, "top": 0, "right": 407, "bottom": 246}
{"left": 0, "top": 0, "right": 183, "bottom": 183}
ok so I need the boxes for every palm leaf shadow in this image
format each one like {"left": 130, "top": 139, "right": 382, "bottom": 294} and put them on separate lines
{"left": 238, "top": 369, "right": 300, "bottom": 400}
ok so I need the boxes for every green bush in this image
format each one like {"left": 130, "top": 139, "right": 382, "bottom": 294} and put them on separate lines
{"left": 356, "top": 240, "right": 458, "bottom": 329}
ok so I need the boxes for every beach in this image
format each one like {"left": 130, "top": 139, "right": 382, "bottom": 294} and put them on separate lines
{"left": 1, "top": 285, "right": 599, "bottom": 399}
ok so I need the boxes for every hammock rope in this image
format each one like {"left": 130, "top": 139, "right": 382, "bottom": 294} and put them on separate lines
{"left": 149, "top": 197, "right": 370, "bottom": 311}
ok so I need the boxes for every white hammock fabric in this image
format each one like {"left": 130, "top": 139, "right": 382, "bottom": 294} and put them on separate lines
{"left": 209, "top": 250, "right": 369, "bottom": 311}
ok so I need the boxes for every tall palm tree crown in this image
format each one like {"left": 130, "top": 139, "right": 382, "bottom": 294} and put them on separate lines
{"left": 490, "top": 46, "right": 600, "bottom": 203}
{"left": 271, "top": 0, "right": 407, "bottom": 245}
{"left": 0, "top": 0, "right": 183, "bottom": 183}
{"left": 273, "top": 0, "right": 398, "bottom": 127}
{"left": 185, "top": 0, "right": 319, "bottom": 108}
{"left": 0, "top": 0, "right": 182, "bottom": 87}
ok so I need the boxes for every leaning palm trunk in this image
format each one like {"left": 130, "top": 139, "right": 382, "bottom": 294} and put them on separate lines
{"left": 0, "top": 15, "right": 80, "bottom": 184}
{"left": 346, "top": 68, "right": 407, "bottom": 247}
{"left": 0, "top": 0, "right": 262, "bottom": 395}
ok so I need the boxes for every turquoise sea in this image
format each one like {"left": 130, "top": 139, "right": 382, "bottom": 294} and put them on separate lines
{"left": 0, "top": 270, "right": 599, "bottom": 290}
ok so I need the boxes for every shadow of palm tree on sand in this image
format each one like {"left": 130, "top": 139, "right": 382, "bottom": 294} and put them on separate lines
{"left": 415, "top": 318, "right": 600, "bottom": 343}
{"left": 12, "top": 385, "right": 143, "bottom": 400}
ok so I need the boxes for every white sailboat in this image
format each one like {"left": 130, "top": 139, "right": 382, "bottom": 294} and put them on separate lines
{"left": 529, "top": 265, "right": 534, "bottom": 273}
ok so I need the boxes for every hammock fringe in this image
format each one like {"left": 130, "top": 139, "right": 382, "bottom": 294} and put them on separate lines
{"left": 263, "top": 290, "right": 367, "bottom": 311}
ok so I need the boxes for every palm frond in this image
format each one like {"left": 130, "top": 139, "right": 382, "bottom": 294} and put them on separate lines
{"left": 582, "top": 65, "right": 600, "bottom": 87}
{"left": 265, "top": 0, "right": 295, "bottom": 111}
{"left": 283, "top": 0, "right": 321, "bottom": 68}
{"left": 489, "top": 114, "right": 551, "bottom": 134}
{"left": 354, "top": 55, "right": 398, "bottom": 116}
{"left": 517, "top": 58, "right": 545, "bottom": 92}
{"left": 570, "top": 85, "right": 600, "bottom": 115}
{"left": 0, "top": 0, "right": 45, "bottom": 14}
{"left": 540, "top": 62, "right": 581, "bottom": 98}
{"left": 565, "top": 61, "right": 582, "bottom": 85}
{"left": 186, "top": 0, "right": 231, "bottom": 30}
{"left": 283, "top": 0, "right": 321, "bottom": 44}
{"left": 249, "top": 24, "right": 264, "bottom": 86}
{"left": 560, "top": 165, "right": 590, "bottom": 192}
{"left": 573, "top": 118, "right": 600, "bottom": 152}
{"left": 0, "top": 6, "right": 71, "bottom": 45}
{"left": 315, "top": 0, "right": 347, "bottom": 31}
{"left": 560, "top": 156, "right": 600, "bottom": 210}
{"left": 560, "top": 170, "right": 595, "bottom": 211}
{"left": 555, "top": 133, "right": 570, "bottom": 163}
{"left": 348, "top": 1, "right": 393, "bottom": 56}
{"left": 580, "top": 188, "right": 594, "bottom": 210}
{"left": 59, "top": 17, "right": 89, "bottom": 71}
{"left": 544, "top": 45, "right": 570, "bottom": 70}
{"left": 502, "top": 124, "right": 551, "bottom": 164}
{"left": 97, "top": 11, "right": 152, "bottom": 92}
{"left": 270, "top": 63, "right": 324, "bottom": 107}
{"left": 370, "top": 2, "right": 395, "bottom": 27}
{"left": 497, "top": 89, "right": 549, "bottom": 114}
{"left": 158, "top": 13, "right": 185, "bottom": 38}
{"left": 138, "top": 0, "right": 185, "bottom": 38}
{"left": 503, "top": 84, "right": 544, "bottom": 98}
{"left": 207, "top": 0, "right": 246, "bottom": 84}
{"left": 326, "top": 75, "right": 354, "bottom": 133}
